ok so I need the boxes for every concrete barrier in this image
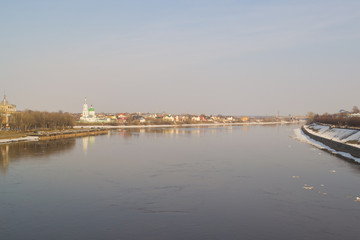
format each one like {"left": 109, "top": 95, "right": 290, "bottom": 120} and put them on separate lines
{"left": 302, "top": 126, "right": 360, "bottom": 158}
{"left": 31, "top": 129, "right": 109, "bottom": 141}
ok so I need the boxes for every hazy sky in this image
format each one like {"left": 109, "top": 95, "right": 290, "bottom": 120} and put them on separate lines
{"left": 1, "top": 0, "right": 359, "bottom": 116}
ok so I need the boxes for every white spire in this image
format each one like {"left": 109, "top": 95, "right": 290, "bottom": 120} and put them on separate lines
{"left": 1, "top": 90, "right": 8, "bottom": 105}
{"left": 82, "top": 97, "right": 89, "bottom": 118}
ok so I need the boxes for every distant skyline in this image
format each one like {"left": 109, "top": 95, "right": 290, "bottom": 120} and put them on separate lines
{"left": 1, "top": 0, "right": 359, "bottom": 116}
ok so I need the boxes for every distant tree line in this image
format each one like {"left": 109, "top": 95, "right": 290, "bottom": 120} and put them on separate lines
{"left": 313, "top": 114, "right": 360, "bottom": 128}
{"left": 8, "top": 110, "right": 75, "bottom": 131}
{"left": 309, "top": 108, "right": 360, "bottom": 128}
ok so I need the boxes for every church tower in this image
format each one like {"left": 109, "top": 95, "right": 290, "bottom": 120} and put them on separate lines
{"left": 82, "top": 97, "right": 89, "bottom": 118}
{"left": 80, "top": 97, "right": 98, "bottom": 122}
{"left": 0, "top": 91, "right": 16, "bottom": 128}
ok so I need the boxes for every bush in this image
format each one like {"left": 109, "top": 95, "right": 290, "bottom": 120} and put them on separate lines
{"left": 314, "top": 114, "right": 360, "bottom": 128}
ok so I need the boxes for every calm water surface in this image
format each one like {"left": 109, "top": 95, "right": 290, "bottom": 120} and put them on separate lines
{"left": 1, "top": 125, "right": 360, "bottom": 240}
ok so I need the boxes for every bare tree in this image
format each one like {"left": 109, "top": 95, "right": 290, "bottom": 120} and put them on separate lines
{"left": 352, "top": 106, "right": 360, "bottom": 113}
{"left": 307, "top": 112, "right": 316, "bottom": 123}
{"left": 8, "top": 110, "right": 75, "bottom": 131}
{"left": 314, "top": 112, "right": 360, "bottom": 127}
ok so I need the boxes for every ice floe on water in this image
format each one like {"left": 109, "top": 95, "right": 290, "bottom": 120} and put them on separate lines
{"left": 302, "top": 184, "right": 314, "bottom": 190}
{"left": 292, "top": 128, "right": 360, "bottom": 163}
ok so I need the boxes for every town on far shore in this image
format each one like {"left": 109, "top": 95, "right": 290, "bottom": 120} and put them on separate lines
{"left": 74, "top": 97, "right": 304, "bottom": 126}
{"left": 1, "top": 94, "right": 306, "bottom": 132}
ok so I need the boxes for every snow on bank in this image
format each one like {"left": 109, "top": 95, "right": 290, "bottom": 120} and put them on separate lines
{"left": 292, "top": 128, "right": 360, "bottom": 163}
{"left": 0, "top": 136, "right": 39, "bottom": 144}
{"left": 304, "top": 123, "right": 360, "bottom": 149}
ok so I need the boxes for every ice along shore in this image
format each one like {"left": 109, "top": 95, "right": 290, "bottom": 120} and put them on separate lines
{"left": 300, "top": 123, "right": 360, "bottom": 163}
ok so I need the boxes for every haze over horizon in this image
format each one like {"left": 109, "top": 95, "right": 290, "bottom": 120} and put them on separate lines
{"left": 1, "top": 0, "right": 359, "bottom": 116}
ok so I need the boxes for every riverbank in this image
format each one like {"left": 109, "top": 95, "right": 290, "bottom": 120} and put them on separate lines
{"left": 0, "top": 121, "right": 302, "bottom": 144}
{"left": 75, "top": 120, "right": 303, "bottom": 129}
{"left": 0, "top": 136, "right": 40, "bottom": 144}
{"left": 298, "top": 123, "right": 360, "bottom": 162}
{"left": 303, "top": 123, "right": 360, "bottom": 149}
{"left": 0, "top": 129, "right": 109, "bottom": 144}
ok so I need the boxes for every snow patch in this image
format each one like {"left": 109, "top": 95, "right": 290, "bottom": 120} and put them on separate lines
{"left": 0, "top": 136, "right": 39, "bottom": 144}
{"left": 292, "top": 128, "right": 360, "bottom": 163}
{"left": 304, "top": 123, "right": 360, "bottom": 148}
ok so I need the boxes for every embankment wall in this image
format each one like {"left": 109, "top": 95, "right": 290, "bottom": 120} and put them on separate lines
{"left": 302, "top": 125, "right": 360, "bottom": 158}
{"left": 35, "top": 130, "right": 109, "bottom": 141}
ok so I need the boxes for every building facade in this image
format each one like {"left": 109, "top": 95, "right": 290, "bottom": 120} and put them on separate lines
{"left": 80, "top": 98, "right": 99, "bottom": 122}
{"left": 0, "top": 93, "right": 16, "bottom": 128}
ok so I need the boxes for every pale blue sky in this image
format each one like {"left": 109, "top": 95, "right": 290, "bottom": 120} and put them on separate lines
{"left": 1, "top": 0, "right": 359, "bottom": 115}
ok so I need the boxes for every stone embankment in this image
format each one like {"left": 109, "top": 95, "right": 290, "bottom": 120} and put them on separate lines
{"left": 29, "top": 129, "right": 109, "bottom": 140}
{"left": 302, "top": 123, "right": 360, "bottom": 158}
{"left": 0, "top": 129, "right": 108, "bottom": 144}
{"left": 0, "top": 136, "right": 39, "bottom": 144}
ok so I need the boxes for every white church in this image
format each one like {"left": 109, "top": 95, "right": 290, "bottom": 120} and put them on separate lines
{"left": 80, "top": 97, "right": 99, "bottom": 122}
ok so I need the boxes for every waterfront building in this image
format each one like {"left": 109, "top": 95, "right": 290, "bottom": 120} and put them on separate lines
{"left": 80, "top": 98, "right": 99, "bottom": 123}
{"left": 0, "top": 93, "right": 16, "bottom": 128}
{"left": 117, "top": 113, "right": 127, "bottom": 123}
{"left": 163, "top": 114, "right": 174, "bottom": 122}
{"left": 192, "top": 116, "right": 201, "bottom": 122}
{"left": 240, "top": 116, "right": 249, "bottom": 122}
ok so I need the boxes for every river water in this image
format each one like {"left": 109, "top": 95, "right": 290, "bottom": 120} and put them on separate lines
{"left": 1, "top": 124, "right": 360, "bottom": 240}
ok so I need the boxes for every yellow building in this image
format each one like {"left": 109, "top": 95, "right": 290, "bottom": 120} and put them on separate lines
{"left": 0, "top": 94, "right": 16, "bottom": 128}
{"left": 241, "top": 116, "right": 249, "bottom": 122}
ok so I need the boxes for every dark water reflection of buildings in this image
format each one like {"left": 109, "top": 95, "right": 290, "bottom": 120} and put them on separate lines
{"left": 0, "top": 125, "right": 284, "bottom": 174}
{"left": 114, "top": 125, "right": 284, "bottom": 139}
{"left": 116, "top": 126, "right": 238, "bottom": 138}
{"left": 0, "top": 139, "right": 76, "bottom": 174}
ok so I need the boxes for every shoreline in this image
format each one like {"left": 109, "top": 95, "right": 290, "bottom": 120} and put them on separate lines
{"left": 293, "top": 127, "right": 360, "bottom": 163}
{"left": 0, "top": 121, "right": 302, "bottom": 144}
{"left": 0, "top": 136, "right": 40, "bottom": 144}
{"left": 74, "top": 121, "right": 303, "bottom": 129}
{"left": 299, "top": 124, "right": 360, "bottom": 162}
{"left": 0, "top": 129, "right": 109, "bottom": 144}
{"left": 303, "top": 123, "right": 360, "bottom": 149}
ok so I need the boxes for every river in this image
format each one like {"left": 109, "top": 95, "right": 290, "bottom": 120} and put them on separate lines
{"left": 1, "top": 124, "right": 360, "bottom": 240}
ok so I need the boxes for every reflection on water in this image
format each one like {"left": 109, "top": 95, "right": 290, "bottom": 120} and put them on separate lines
{"left": 82, "top": 136, "right": 88, "bottom": 155}
{"left": 0, "top": 139, "right": 75, "bottom": 174}
{"left": 116, "top": 126, "right": 233, "bottom": 138}
{"left": 82, "top": 136, "right": 95, "bottom": 156}
{"left": 0, "top": 145, "right": 9, "bottom": 173}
